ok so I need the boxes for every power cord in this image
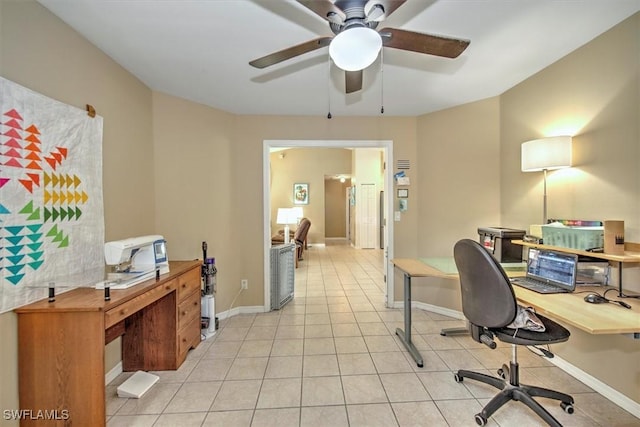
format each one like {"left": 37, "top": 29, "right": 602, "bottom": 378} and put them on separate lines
{"left": 593, "top": 289, "right": 631, "bottom": 309}
{"left": 603, "top": 288, "right": 640, "bottom": 300}
{"left": 227, "top": 286, "right": 244, "bottom": 314}
{"left": 213, "top": 286, "right": 245, "bottom": 334}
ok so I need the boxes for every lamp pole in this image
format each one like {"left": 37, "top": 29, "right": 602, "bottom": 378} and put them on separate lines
{"left": 543, "top": 168, "right": 548, "bottom": 225}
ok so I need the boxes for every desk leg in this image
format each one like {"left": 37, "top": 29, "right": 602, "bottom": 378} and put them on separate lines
{"left": 395, "top": 272, "right": 424, "bottom": 368}
{"left": 440, "top": 325, "right": 469, "bottom": 337}
{"left": 617, "top": 262, "right": 623, "bottom": 298}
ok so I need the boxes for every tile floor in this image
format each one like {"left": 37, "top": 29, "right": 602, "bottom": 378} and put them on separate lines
{"left": 106, "top": 242, "right": 639, "bottom": 426}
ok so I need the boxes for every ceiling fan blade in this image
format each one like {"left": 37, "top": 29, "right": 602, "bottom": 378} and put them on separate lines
{"left": 365, "top": 0, "right": 406, "bottom": 21}
{"left": 249, "top": 37, "right": 332, "bottom": 69}
{"left": 345, "top": 70, "right": 363, "bottom": 94}
{"left": 380, "top": 27, "right": 470, "bottom": 58}
{"left": 297, "top": 0, "right": 346, "bottom": 25}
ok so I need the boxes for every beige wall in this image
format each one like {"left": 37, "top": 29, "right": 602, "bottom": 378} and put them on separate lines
{"left": 149, "top": 106, "right": 419, "bottom": 311}
{"left": 1, "top": 1, "right": 155, "bottom": 421}
{"left": 227, "top": 115, "right": 418, "bottom": 300}
{"left": 1, "top": 1, "right": 638, "bottom": 419}
{"left": 417, "top": 97, "right": 502, "bottom": 256}
{"left": 269, "top": 148, "right": 352, "bottom": 243}
{"left": 409, "top": 12, "right": 640, "bottom": 403}
{"left": 499, "top": 13, "right": 640, "bottom": 402}
{"left": 403, "top": 96, "right": 501, "bottom": 310}
{"left": 500, "top": 14, "right": 639, "bottom": 243}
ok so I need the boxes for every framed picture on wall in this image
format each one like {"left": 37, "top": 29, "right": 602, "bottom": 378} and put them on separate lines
{"left": 294, "top": 183, "right": 309, "bottom": 205}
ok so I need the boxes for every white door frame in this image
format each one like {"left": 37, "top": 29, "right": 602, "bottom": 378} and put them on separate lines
{"left": 263, "top": 140, "right": 395, "bottom": 311}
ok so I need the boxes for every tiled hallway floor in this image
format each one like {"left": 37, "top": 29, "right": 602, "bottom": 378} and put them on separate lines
{"left": 107, "top": 242, "right": 639, "bottom": 426}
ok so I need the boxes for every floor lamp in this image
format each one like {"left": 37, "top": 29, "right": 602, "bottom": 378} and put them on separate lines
{"left": 521, "top": 136, "right": 572, "bottom": 224}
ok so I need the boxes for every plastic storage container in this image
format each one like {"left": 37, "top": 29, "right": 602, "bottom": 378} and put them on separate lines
{"left": 541, "top": 223, "right": 604, "bottom": 250}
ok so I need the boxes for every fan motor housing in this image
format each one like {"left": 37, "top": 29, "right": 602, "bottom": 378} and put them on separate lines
{"left": 330, "top": 0, "right": 379, "bottom": 34}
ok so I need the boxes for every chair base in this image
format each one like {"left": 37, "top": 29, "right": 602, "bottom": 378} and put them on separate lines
{"left": 455, "top": 361, "right": 574, "bottom": 427}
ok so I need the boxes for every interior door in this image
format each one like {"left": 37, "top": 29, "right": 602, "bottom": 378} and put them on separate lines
{"left": 379, "top": 190, "right": 384, "bottom": 249}
{"left": 359, "top": 184, "right": 377, "bottom": 249}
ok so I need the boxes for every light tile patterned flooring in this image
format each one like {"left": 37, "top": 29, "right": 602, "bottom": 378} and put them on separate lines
{"left": 107, "top": 242, "right": 639, "bottom": 426}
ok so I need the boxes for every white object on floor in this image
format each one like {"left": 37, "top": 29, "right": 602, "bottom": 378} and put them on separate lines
{"left": 201, "top": 294, "right": 217, "bottom": 339}
{"left": 116, "top": 370, "right": 159, "bottom": 398}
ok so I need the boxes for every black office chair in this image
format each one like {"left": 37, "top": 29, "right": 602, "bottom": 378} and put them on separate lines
{"left": 452, "top": 239, "right": 574, "bottom": 427}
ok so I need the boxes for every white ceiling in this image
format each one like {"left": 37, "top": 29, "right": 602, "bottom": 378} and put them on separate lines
{"left": 38, "top": 0, "right": 639, "bottom": 117}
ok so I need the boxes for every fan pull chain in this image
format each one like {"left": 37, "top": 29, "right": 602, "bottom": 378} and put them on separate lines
{"left": 327, "top": 56, "right": 332, "bottom": 119}
{"left": 380, "top": 49, "right": 385, "bottom": 115}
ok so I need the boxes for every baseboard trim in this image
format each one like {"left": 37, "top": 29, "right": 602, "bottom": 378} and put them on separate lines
{"left": 217, "top": 305, "right": 265, "bottom": 320}
{"left": 413, "top": 301, "right": 465, "bottom": 320}
{"left": 391, "top": 299, "right": 640, "bottom": 418}
{"left": 548, "top": 354, "right": 640, "bottom": 418}
{"left": 105, "top": 361, "right": 123, "bottom": 386}
{"left": 390, "top": 300, "right": 465, "bottom": 321}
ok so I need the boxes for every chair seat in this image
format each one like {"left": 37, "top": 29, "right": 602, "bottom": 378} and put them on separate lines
{"left": 493, "top": 313, "right": 570, "bottom": 346}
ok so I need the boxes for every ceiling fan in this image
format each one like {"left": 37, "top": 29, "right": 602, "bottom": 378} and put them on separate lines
{"left": 249, "top": 0, "right": 470, "bottom": 94}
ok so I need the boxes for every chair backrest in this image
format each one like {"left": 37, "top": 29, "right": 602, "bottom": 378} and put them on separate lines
{"left": 453, "top": 239, "right": 517, "bottom": 328}
{"left": 294, "top": 218, "right": 311, "bottom": 244}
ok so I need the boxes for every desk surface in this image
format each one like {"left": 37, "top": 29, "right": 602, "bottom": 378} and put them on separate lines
{"left": 392, "top": 258, "right": 640, "bottom": 335}
{"left": 15, "top": 260, "right": 200, "bottom": 313}
{"left": 512, "top": 240, "right": 640, "bottom": 263}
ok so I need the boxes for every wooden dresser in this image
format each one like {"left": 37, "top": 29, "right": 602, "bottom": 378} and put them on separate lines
{"left": 15, "top": 260, "right": 201, "bottom": 426}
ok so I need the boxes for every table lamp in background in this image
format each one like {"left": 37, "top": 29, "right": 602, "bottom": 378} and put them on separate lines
{"left": 521, "top": 136, "right": 572, "bottom": 225}
{"left": 291, "top": 207, "right": 304, "bottom": 225}
{"left": 276, "top": 208, "right": 298, "bottom": 244}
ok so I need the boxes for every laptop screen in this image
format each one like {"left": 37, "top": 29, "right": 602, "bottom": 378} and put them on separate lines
{"left": 526, "top": 247, "right": 578, "bottom": 290}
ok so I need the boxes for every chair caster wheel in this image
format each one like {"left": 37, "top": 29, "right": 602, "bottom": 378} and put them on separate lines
{"left": 561, "top": 402, "right": 574, "bottom": 414}
{"left": 454, "top": 373, "right": 463, "bottom": 383}
{"left": 497, "top": 364, "right": 509, "bottom": 379}
{"left": 475, "top": 414, "right": 487, "bottom": 425}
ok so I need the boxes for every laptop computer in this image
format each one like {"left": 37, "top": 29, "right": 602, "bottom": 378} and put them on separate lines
{"left": 511, "top": 247, "right": 578, "bottom": 294}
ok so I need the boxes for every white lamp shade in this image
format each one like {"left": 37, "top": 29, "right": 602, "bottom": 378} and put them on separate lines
{"left": 521, "top": 136, "right": 572, "bottom": 172}
{"left": 329, "top": 27, "right": 382, "bottom": 71}
{"left": 276, "top": 208, "right": 298, "bottom": 225}
{"left": 291, "top": 207, "right": 304, "bottom": 222}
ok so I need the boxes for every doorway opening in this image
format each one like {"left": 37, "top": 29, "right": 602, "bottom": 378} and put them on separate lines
{"left": 263, "top": 140, "right": 394, "bottom": 312}
{"left": 323, "top": 174, "right": 352, "bottom": 245}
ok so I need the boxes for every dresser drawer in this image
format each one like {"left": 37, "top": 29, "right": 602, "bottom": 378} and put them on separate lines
{"left": 178, "top": 317, "right": 200, "bottom": 361}
{"left": 177, "top": 267, "right": 201, "bottom": 301}
{"left": 105, "top": 279, "right": 176, "bottom": 329}
{"left": 178, "top": 290, "right": 200, "bottom": 328}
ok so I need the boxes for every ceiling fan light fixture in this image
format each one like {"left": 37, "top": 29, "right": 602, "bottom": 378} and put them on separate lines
{"left": 329, "top": 26, "right": 382, "bottom": 71}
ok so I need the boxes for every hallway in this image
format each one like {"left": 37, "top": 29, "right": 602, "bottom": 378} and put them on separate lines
{"left": 106, "top": 243, "right": 639, "bottom": 426}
